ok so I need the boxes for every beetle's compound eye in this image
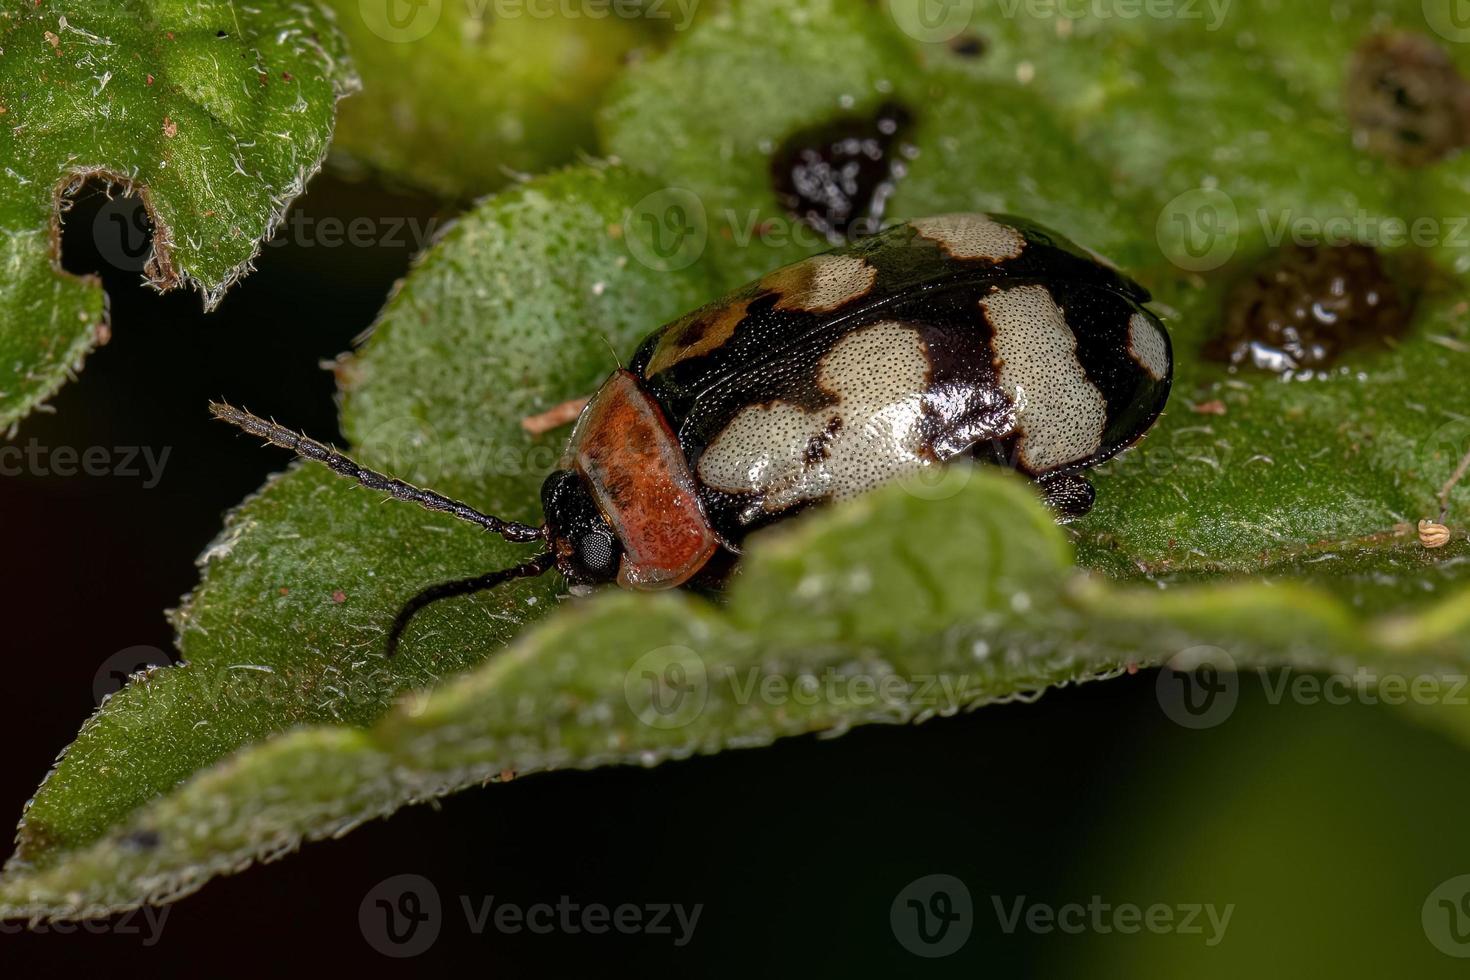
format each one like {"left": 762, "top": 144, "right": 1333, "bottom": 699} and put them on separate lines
{"left": 577, "top": 531, "right": 617, "bottom": 575}
{"left": 541, "top": 469, "right": 622, "bottom": 586}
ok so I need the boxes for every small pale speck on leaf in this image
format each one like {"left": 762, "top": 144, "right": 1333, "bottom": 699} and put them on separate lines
{"left": 331, "top": 589, "right": 347, "bottom": 604}
{"left": 1418, "top": 519, "right": 1453, "bottom": 549}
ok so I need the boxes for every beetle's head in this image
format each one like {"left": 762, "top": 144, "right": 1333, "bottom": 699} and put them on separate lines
{"left": 540, "top": 469, "right": 623, "bottom": 593}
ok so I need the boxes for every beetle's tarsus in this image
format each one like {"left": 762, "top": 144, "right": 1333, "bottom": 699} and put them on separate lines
{"left": 1037, "top": 472, "right": 1095, "bottom": 523}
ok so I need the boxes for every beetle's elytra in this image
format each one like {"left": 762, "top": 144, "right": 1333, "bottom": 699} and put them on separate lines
{"left": 213, "top": 213, "right": 1172, "bottom": 654}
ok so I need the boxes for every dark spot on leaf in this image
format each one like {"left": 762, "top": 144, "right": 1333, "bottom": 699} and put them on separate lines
{"left": 121, "top": 829, "right": 160, "bottom": 851}
{"left": 948, "top": 33, "right": 987, "bottom": 58}
{"left": 1207, "top": 243, "right": 1412, "bottom": 373}
{"left": 770, "top": 101, "right": 915, "bottom": 245}
{"left": 1346, "top": 32, "right": 1470, "bottom": 167}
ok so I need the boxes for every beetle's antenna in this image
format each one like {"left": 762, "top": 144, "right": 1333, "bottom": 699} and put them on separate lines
{"left": 599, "top": 333, "right": 623, "bottom": 370}
{"left": 209, "top": 402, "right": 547, "bottom": 544}
{"left": 387, "top": 551, "right": 555, "bottom": 657}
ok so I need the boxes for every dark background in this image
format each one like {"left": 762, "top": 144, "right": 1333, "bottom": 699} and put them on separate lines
{"left": 4, "top": 176, "right": 1470, "bottom": 978}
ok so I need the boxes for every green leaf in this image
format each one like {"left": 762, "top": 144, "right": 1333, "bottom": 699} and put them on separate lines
{"left": 5, "top": 469, "right": 1470, "bottom": 918}
{"left": 600, "top": 0, "right": 923, "bottom": 284}
{"left": 12, "top": 0, "right": 1470, "bottom": 921}
{"left": 323, "top": 1, "right": 668, "bottom": 199}
{"left": 4, "top": 163, "right": 717, "bottom": 869}
{"left": 0, "top": 1, "right": 357, "bottom": 429}
{"left": 604, "top": 0, "right": 1470, "bottom": 570}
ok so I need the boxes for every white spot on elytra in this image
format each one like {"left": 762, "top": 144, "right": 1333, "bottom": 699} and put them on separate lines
{"left": 1127, "top": 312, "right": 1170, "bottom": 381}
{"left": 770, "top": 253, "right": 878, "bottom": 312}
{"left": 983, "top": 285, "right": 1106, "bottom": 472}
{"left": 911, "top": 214, "right": 1026, "bottom": 262}
{"left": 698, "top": 322, "right": 934, "bottom": 516}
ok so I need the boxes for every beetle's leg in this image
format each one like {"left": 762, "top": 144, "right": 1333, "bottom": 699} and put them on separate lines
{"left": 388, "top": 552, "right": 555, "bottom": 657}
{"left": 1037, "top": 471, "right": 1095, "bottom": 523}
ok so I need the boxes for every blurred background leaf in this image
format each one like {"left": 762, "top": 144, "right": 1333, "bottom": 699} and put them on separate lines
{"left": 323, "top": 0, "right": 673, "bottom": 199}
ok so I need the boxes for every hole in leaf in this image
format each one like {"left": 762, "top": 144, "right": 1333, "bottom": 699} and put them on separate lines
{"left": 59, "top": 178, "right": 157, "bottom": 283}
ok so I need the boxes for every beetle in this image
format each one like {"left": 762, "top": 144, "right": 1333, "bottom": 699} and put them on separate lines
{"left": 213, "top": 213, "right": 1172, "bottom": 655}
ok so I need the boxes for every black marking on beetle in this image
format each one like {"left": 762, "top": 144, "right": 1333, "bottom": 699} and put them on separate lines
{"left": 803, "top": 416, "right": 845, "bottom": 466}
{"left": 770, "top": 101, "right": 916, "bottom": 244}
{"left": 1346, "top": 32, "right": 1470, "bottom": 167}
{"left": 1207, "top": 243, "right": 1411, "bottom": 373}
